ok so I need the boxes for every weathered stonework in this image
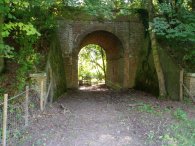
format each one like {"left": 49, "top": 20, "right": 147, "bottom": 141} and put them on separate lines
{"left": 57, "top": 17, "right": 145, "bottom": 89}
{"left": 184, "top": 73, "right": 195, "bottom": 97}
{"left": 45, "top": 14, "right": 185, "bottom": 100}
{"left": 30, "top": 73, "right": 47, "bottom": 97}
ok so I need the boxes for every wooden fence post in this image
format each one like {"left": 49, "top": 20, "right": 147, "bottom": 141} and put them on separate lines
{"left": 44, "top": 81, "right": 51, "bottom": 109}
{"left": 2, "top": 94, "right": 8, "bottom": 146}
{"left": 180, "top": 69, "right": 184, "bottom": 101}
{"left": 40, "top": 80, "right": 44, "bottom": 111}
{"left": 25, "top": 86, "right": 29, "bottom": 127}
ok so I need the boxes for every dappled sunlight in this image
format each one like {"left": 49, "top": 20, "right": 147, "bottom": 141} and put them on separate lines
{"left": 79, "top": 83, "right": 108, "bottom": 92}
{"left": 78, "top": 44, "right": 106, "bottom": 87}
{"left": 99, "top": 134, "right": 132, "bottom": 145}
{"left": 1, "top": 0, "right": 195, "bottom": 145}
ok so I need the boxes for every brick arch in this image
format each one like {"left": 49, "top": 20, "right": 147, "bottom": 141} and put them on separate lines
{"left": 74, "top": 30, "right": 125, "bottom": 88}
{"left": 46, "top": 17, "right": 167, "bottom": 100}
{"left": 75, "top": 30, "right": 124, "bottom": 58}
{"left": 57, "top": 19, "right": 145, "bottom": 89}
{"left": 73, "top": 28, "right": 126, "bottom": 57}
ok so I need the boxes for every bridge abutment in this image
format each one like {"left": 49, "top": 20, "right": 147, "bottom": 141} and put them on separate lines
{"left": 46, "top": 15, "right": 160, "bottom": 99}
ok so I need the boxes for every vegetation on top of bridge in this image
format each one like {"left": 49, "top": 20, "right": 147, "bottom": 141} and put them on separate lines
{"left": 0, "top": 0, "right": 194, "bottom": 98}
{"left": 58, "top": 5, "right": 147, "bottom": 21}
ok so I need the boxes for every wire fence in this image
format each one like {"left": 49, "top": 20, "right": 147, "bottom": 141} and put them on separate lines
{"left": 182, "top": 83, "right": 195, "bottom": 102}
{"left": 0, "top": 104, "right": 3, "bottom": 144}
{"left": 0, "top": 86, "right": 42, "bottom": 146}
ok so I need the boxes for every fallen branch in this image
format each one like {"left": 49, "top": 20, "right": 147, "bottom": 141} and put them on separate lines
{"left": 59, "top": 104, "right": 71, "bottom": 115}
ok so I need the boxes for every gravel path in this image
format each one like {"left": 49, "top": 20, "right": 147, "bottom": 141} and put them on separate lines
{"left": 18, "top": 86, "right": 195, "bottom": 146}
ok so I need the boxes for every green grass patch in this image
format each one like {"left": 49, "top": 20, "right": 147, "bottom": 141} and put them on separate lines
{"left": 162, "top": 108, "right": 195, "bottom": 146}
{"left": 136, "top": 103, "right": 161, "bottom": 115}
{"left": 138, "top": 105, "right": 195, "bottom": 145}
{"left": 173, "top": 108, "right": 188, "bottom": 121}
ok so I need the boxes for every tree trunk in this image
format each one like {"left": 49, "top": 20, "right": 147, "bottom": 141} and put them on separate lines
{"left": 148, "top": 0, "right": 167, "bottom": 97}
{"left": 150, "top": 32, "right": 167, "bottom": 97}
{"left": 100, "top": 48, "right": 106, "bottom": 79}
{"left": 0, "top": 11, "right": 5, "bottom": 74}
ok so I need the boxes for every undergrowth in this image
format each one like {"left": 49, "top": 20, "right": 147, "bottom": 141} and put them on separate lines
{"left": 136, "top": 103, "right": 195, "bottom": 146}
{"left": 168, "top": 108, "right": 195, "bottom": 146}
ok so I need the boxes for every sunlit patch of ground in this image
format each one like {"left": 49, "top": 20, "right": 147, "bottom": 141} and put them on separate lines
{"left": 18, "top": 87, "right": 195, "bottom": 146}
{"left": 79, "top": 84, "right": 108, "bottom": 91}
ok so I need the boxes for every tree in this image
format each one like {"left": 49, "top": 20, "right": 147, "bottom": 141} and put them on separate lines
{"left": 152, "top": 0, "right": 195, "bottom": 70}
{"left": 148, "top": 0, "right": 167, "bottom": 97}
{"left": 78, "top": 45, "right": 106, "bottom": 82}
{"left": 0, "top": 11, "right": 4, "bottom": 73}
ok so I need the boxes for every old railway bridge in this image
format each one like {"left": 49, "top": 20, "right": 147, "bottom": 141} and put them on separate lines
{"left": 45, "top": 15, "right": 182, "bottom": 101}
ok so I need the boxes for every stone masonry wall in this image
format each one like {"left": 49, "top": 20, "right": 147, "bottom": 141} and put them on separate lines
{"left": 49, "top": 14, "right": 187, "bottom": 100}
{"left": 184, "top": 73, "right": 195, "bottom": 97}
{"left": 57, "top": 17, "right": 146, "bottom": 89}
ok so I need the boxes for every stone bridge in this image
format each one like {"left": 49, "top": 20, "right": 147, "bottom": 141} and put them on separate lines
{"left": 56, "top": 17, "right": 145, "bottom": 89}
{"left": 46, "top": 15, "right": 183, "bottom": 101}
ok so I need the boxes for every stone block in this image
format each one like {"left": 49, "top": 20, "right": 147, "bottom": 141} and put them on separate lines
{"left": 184, "top": 73, "right": 195, "bottom": 96}
{"left": 30, "top": 72, "right": 47, "bottom": 97}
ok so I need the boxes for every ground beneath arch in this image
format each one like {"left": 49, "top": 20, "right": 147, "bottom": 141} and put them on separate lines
{"left": 19, "top": 86, "right": 195, "bottom": 146}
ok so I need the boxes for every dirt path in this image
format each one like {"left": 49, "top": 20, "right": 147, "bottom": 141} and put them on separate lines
{"left": 18, "top": 86, "right": 195, "bottom": 146}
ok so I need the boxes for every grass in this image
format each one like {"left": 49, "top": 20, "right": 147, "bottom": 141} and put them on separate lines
{"left": 145, "top": 130, "right": 155, "bottom": 144}
{"left": 138, "top": 103, "right": 156, "bottom": 113}
{"left": 136, "top": 102, "right": 162, "bottom": 115}
{"left": 160, "top": 119, "right": 195, "bottom": 146}
{"left": 183, "top": 96, "right": 194, "bottom": 105}
{"left": 135, "top": 102, "right": 195, "bottom": 146}
{"left": 173, "top": 108, "right": 188, "bottom": 121}
{"left": 168, "top": 108, "right": 195, "bottom": 146}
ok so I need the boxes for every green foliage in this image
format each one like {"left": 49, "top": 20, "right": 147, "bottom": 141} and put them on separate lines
{"left": 78, "top": 44, "right": 106, "bottom": 82}
{"left": 0, "top": 44, "right": 14, "bottom": 58}
{"left": 168, "top": 109, "right": 195, "bottom": 146}
{"left": 151, "top": 2, "right": 195, "bottom": 67}
{"left": 139, "top": 104, "right": 195, "bottom": 145}
{"left": 83, "top": 0, "right": 145, "bottom": 19}
{"left": 173, "top": 108, "right": 187, "bottom": 121}
{"left": 159, "top": 133, "right": 178, "bottom": 146}
{"left": 3, "top": 22, "right": 40, "bottom": 38}
{"left": 15, "top": 36, "right": 40, "bottom": 91}
{"left": 153, "top": 15, "right": 195, "bottom": 42}
{"left": 1, "top": 22, "right": 40, "bottom": 58}
{"left": 183, "top": 96, "right": 193, "bottom": 104}
{"left": 153, "top": 3, "right": 195, "bottom": 43}
{"left": 2, "top": 10, "right": 41, "bottom": 91}
{"left": 137, "top": 103, "right": 156, "bottom": 113}
{"left": 145, "top": 130, "right": 155, "bottom": 144}
{"left": 0, "top": 0, "right": 58, "bottom": 91}
{"left": 183, "top": 48, "right": 195, "bottom": 65}
{"left": 160, "top": 108, "right": 195, "bottom": 145}
{"left": 83, "top": 0, "right": 114, "bottom": 19}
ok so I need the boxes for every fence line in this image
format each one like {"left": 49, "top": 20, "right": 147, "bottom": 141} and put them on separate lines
{"left": 182, "top": 83, "right": 195, "bottom": 102}
{"left": 0, "top": 86, "right": 44, "bottom": 146}
{"left": 2, "top": 94, "right": 8, "bottom": 146}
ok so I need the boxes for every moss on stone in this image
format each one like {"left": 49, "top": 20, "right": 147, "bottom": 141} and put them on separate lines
{"left": 135, "top": 35, "right": 159, "bottom": 96}
{"left": 58, "top": 6, "right": 142, "bottom": 22}
{"left": 158, "top": 45, "right": 181, "bottom": 100}
{"left": 158, "top": 39, "right": 195, "bottom": 72}
{"left": 135, "top": 34, "right": 182, "bottom": 100}
{"left": 48, "top": 32, "right": 67, "bottom": 101}
{"left": 106, "top": 81, "right": 122, "bottom": 91}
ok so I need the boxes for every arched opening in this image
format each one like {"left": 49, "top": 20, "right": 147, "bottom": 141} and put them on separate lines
{"left": 78, "top": 44, "right": 106, "bottom": 87}
{"left": 74, "top": 30, "right": 125, "bottom": 89}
